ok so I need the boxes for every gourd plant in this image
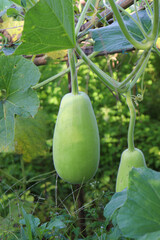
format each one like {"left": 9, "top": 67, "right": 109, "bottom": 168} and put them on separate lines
{"left": 0, "top": 0, "right": 160, "bottom": 237}
{"left": 52, "top": 0, "right": 159, "bottom": 188}
{"left": 0, "top": 0, "right": 159, "bottom": 184}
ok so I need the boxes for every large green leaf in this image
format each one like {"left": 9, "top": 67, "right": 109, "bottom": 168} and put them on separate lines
{"left": 138, "top": 231, "right": 160, "bottom": 240}
{"left": 90, "top": 10, "right": 152, "bottom": 52}
{"left": 104, "top": 189, "right": 127, "bottom": 221}
{"left": 0, "top": 56, "right": 40, "bottom": 152}
{"left": 15, "top": 0, "right": 76, "bottom": 55}
{"left": 117, "top": 167, "right": 160, "bottom": 239}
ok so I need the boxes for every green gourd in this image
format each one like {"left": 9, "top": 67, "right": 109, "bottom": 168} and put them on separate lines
{"left": 116, "top": 148, "right": 146, "bottom": 192}
{"left": 53, "top": 92, "right": 100, "bottom": 184}
{"left": 116, "top": 90, "right": 147, "bottom": 192}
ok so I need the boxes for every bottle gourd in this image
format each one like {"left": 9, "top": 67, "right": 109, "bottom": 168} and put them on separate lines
{"left": 116, "top": 148, "right": 146, "bottom": 192}
{"left": 53, "top": 92, "right": 100, "bottom": 184}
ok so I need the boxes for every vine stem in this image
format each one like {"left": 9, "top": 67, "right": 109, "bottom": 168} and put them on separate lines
{"left": 32, "top": 51, "right": 98, "bottom": 90}
{"left": 148, "top": 0, "right": 159, "bottom": 41}
{"left": 107, "top": 0, "right": 154, "bottom": 50}
{"left": 68, "top": 49, "right": 79, "bottom": 95}
{"left": 119, "top": 49, "right": 151, "bottom": 90}
{"left": 103, "top": 0, "right": 148, "bottom": 39}
{"left": 117, "top": 4, "right": 148, "bottom": 40}
{"left": 75, "top": 0, "right": 93, "bottom": 36}
{"left": 153, "top": 46, "right": 160, "bottom": 57}
{"left": 75, "top": 43, "right": 119, "bottom": 91}
{"left": 129, "top": 49, "right": 151, "bottom": 90}
{"left": 119, "top": 51, "right": 146, "bottom": 89}
{"left": 126, "top": 90, "right": 136, "bottom": 151}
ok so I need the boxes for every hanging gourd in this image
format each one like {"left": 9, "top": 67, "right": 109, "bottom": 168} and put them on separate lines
{"left": 53, "top": 49, "right": 100, "bottom": 184}
{"left": 116, "top": 90, "right": 146, "bottom": 192}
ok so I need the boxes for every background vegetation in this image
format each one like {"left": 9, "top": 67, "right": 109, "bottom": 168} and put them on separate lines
{"left": 0, "top": 49, "right": 160, "bottom": 239}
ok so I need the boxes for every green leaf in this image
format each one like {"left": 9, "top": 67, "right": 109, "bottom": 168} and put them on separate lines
{"left": 138, "top": 231, "right": 160, "bottom": 240}
{"left": 15, "top": 0, "right": 76, "bottom": 55}
{"left": 117, "top": 167, "right": 160, "bottom": 239}
{"left": 7, "top": 8, "right": 20, "bottom": 17}
{"left": 90, "top": 10, "right": 152, "bottom": 52}
{"left": 21, "top": 208, "right": 33, "bottom": 240}
{"left": 107, "top": 225, "right": 122, "bottom": 240}
{"left": 0, "top": 0, "right": 13, "bottom": 12}
{"left": 0, "top": 55, "right": 40, "bottom": 152}
{"left": 47, "top": 218, "right": 66, "bottom": 230}
{"left": 0, "top": 199, "right": 33, "bottom": 237}
{"left": 104, "top": 189, "right": 127, "bottom": 221}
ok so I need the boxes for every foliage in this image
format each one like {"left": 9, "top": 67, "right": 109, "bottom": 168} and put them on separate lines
{"left": 0, "top": 55, "right": 40, "bottom": 151}
{"left": 104, "top": 167, "right": 160, "bottom": 240}
{"left": 15, "top": 0, "right": 76, "bottom": 55}
{"left": 15, "top": 111, "right": 49, "bottom": 162}
{"left": 0, "top": 51, "right": 159, "bottom": 239}
{"left": 0, "top": 0, "right": 160, "bottom": 239}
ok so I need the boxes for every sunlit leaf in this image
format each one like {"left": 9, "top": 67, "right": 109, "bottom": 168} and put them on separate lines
{"left": 15, "top": 0, "right": 75, "bottom": 55}
{"left": 0, "top": 15, "right": 24, "bottom": 42}
{"left": 46, "top": 50, "right": 67, "bottom": 60}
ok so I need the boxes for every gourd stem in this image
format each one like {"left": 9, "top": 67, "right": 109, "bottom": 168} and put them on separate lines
{"left": 107, "top": 0, "right": 153, "bottom": 50}
{"left": 153, "top": 46, "right": 160, "bottom": 57}
{"left": 129, "top": 49, "right": 151, "bottom": 90}
{"left": 75, "top": 43, "right": 120, "bottom": 91}
{"left": 75, "top": 0, "right": 92, "bottom": 36}
{"left": 117, "top": 4, "right": 148, "bottom": 40}
{"left": 126, "top": 90, "right": 136, "bottom": 151}
{"left": 119, "top": 51, "right": 146, "bottom": 89}
{"left": 148, "top": 0, "right": 159, "bottom": 41}
{"left": 68, "top": 49, "right": 79, "bottom": 95}
{"left": 32, "top": 51, "right": 98, "bottom": 90}
{"left": 119, "top": 49, "right": 151, "bottom": 90}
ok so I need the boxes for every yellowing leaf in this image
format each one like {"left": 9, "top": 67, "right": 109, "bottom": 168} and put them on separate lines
{"left": 15, "top": 111, "right": 48, "bottom": 162}
{"left": 46, "top": 50, "right": 67, "bottom": 60}
{"left": 1, "top": 15, "right": 24, "bottom": 42}
{"left": 156, "top": 37, "right": 160, "bottom": 49}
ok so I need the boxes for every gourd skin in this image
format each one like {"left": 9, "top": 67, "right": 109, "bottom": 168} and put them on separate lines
{"left": 53, "top": 92, "right": 100, "bottom": 184}
{"left": 116, "top": 148, "right": 146, "bottom": 192}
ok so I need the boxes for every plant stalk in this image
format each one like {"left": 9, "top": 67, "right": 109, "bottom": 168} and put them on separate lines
{"left": 68, "top": 49, "right": 79, "bottom": 95}
{"left": 148, "top": 0, "right": 159, "bottom": 42}
{"left": 117, "top": 4, "right": 148, "bottom": 40}
{"left": 126, "top": 90, "right": 136, "bottom": 151}
{"left": 119, "top": 50, "right": 151, "bottom": 90}
{"left": 129, "top": 49, "right": 151, "bottom": 89}
{"left": 75, "top": 0, "right": 93, "bottom": 36}
{"left": 32, "top": 51, "right": 98, "bottom": 90}
{"left": 108, "top": 0, "right": 153, "bottom": 50}
{"left": 75, "top": 43, "right": 119, "bottom": 91}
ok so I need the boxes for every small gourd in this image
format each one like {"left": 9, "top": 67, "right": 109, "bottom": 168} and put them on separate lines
{"left": 116, "top": 90, "right": 147, "bottom": 192}
{"left": 116, "top": 148, "right": 146, "bottom": 192}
